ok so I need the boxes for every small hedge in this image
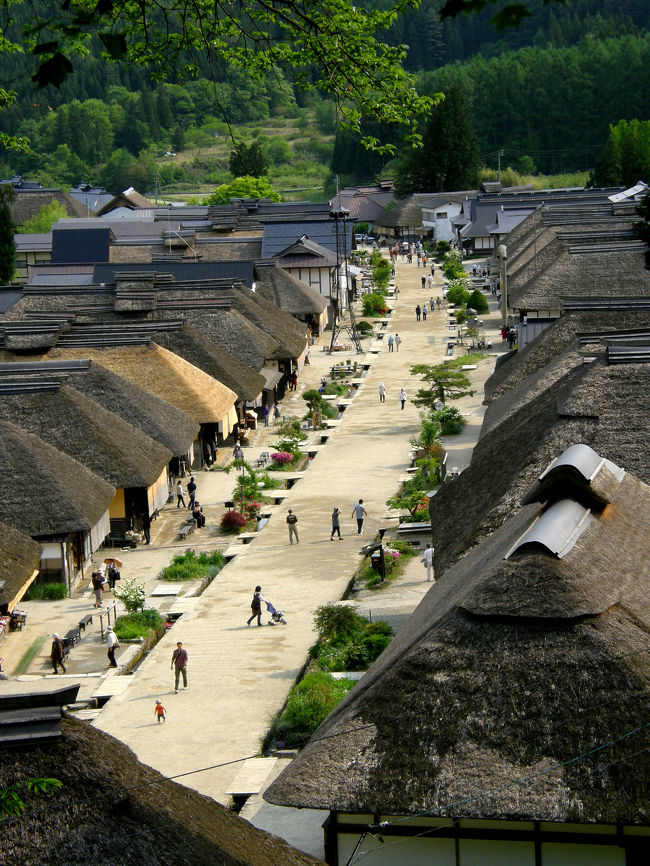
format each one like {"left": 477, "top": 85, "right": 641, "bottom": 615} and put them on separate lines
{"left": 159, "top": 549, "right": 227, "bottom": 581}
{"left": 114, "top": 608, "right": 164, "bottom": 640}
{"left": 269, "top": 672, "right": 356, "bottom": 748}
{"left": 309, "top": 604, "right": 394, "bottom": 671}
{"left": 25, "top": 581, "right": 67, "bottom": 601}
{"left": 220, "top": 509, "right": 248, "bottom": 532}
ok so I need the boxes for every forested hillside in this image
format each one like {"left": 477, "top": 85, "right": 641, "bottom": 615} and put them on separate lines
{"left": 1, "top": 0, "right": 649, "bottom": 192}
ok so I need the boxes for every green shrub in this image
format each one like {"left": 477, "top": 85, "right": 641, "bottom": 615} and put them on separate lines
{"left": 467, "top": 289, "right": 489, "bottom": 313}
{"left": 434, "top": 240, "right": 451, "bottom": 260}
{"left": 323, "top": 381, "right": 348, "bottom": 396}
{"left": 433, "top": 406, "right": 466, "bottom": 435}
{"left": 446, "top": 283, "right": 470, "bottom": 306}
{"left": 356, "top": 320, "right": 373, "bottom": 334}
{"left": 25, "top": 581, "right": 67, "bottom": 601}
{"left": 361, "top": 292, "right": 388, "bottom": 317}
{"left": 388, "top": 540, "right": 417, "bottom": 556}
{"left": 310, "top": 604, "right": 394, "bottom": 671}
{"left": 114, "top": 609, "right": 164, "bottom": 640}
{"left": 159, "top": 550, "right": 227, "bottom": 581}
{"left": 270, "top": 672, "right": 356, "bottom": 747}
{"left": 442, "top": 251, "right": 466, "bottom": 280}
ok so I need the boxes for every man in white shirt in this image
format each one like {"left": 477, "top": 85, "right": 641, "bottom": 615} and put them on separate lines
{"left": 106, "top": 626, "right": 120, "bottom": 667}
{"left": 351, "top": 500, "right": 368, "bottom": 534}
{"left": 422, "top": 543, "right": 435, "bottom": 582}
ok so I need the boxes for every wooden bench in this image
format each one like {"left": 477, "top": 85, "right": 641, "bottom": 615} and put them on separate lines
{"left": 78, "top": 613, "right": 93, "bottom": 632}
{"left": 63, "top": 627, "right": 81, "bottom": 648}
{"left": 256, "top": 451, "right": 270, "bottom": 467}
{"left": 179, "top": 523, "right": 195, "bottom": 541}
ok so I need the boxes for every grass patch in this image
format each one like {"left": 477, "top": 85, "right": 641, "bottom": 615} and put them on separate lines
{"left": 114, "top": 609, "right": 164, "bottom": 640}
{"left": 25, "top": 582, "right": 68, "bottom": 601}
{"left": 14, "top": 634, "right": 48, "bottom": 675}
{"left": 448, "top": 351, "right": 487, "bottom": 366}
{"left": 358, "top": 541, "right": 416, "bottom": 590}
{"left": 269, "top": 671, "right": 357, "bottom": 748}
{"left": 159, "top": 549, "right": 226, "bottom": 581}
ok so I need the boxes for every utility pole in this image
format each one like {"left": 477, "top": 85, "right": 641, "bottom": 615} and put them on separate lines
{"left": 497, "top": 149, "right": 504, "bottom": 184}
{"left": 328, "top": 204, "right": 363, "bottom": 354}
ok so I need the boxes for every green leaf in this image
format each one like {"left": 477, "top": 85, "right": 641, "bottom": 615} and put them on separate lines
{"left": 98, "top": 32, "right": 127, "bottom": 60}
{"left": 31, "top": 52, "right": 74, "bottom": 89}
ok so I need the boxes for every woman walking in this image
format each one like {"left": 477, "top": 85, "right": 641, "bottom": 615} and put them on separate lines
{"left": 330, "top": 507, "right": 342, "bottom": 540}
{"left": 378, "top": 381, "right": 386, "bottom": 403}
{"left": 247, "top": 586, "right": 268, "bottom": 627}
{"left": 399, "top": 388, "right": 407, "bottom": 410}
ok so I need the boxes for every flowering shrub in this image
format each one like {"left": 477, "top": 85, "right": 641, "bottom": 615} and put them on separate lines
{"left": 271, "top": 451, "right": 293, "bottom": 465}
{"left": 220, "top": 510, "right": 247, "bottom": 532}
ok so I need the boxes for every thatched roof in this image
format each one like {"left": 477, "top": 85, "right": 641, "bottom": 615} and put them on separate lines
{"left": 151, "top": 326, "right": 265, "bottom": 402}
{"left": 0, "top": 521, "right": 41, "bottom": 609}
{"left": 180, "top": 307, "right": 279, "bottom": 371}
{"left": 0, "top": 382, "right": 171, "bottom": 488}
{"left": 63, "top": 361, "right": 199, "bottom": 457}
{"left": 9, "top": 189, "right": 88, "bottom": 226}
{"left": 376, "top": 193, "right": 434, "bottom": 230}
{"left": 0, "top": 421, "right": 114, "bottom": 537}
{"left": 265, "top": 461, "right": 650, "bottom": 824}
{"left": 48, "top": 344, "right": 237, "bottom": 425}
{"left": 254, "top": 262, "right": 328, "bottom": 316}
{"left": 231, "top": 284, "right": 309, "bottom": 359}
{"left": 484, "top": 311, "right": 650, "bottom": 404}
{"left": 429, "top": 353, "right": 650, "bottom": 577}
{"left": 0, "top": 716, "right": 322, "bottom": 866}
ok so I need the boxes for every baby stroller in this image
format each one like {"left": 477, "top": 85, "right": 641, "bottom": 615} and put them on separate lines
{"left": 266, "top": 601, "right": 287, "bottom": 625}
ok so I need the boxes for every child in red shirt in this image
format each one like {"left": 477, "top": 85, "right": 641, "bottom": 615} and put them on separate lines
{"left": 154, "top": 699, "right": 166, "bottom": 723}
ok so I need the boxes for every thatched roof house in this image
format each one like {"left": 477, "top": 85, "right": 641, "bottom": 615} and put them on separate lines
{"left": 0, "top": 522, "right": 41, "bottom": 610}
{"left": 0, "top": 420, "right": 114, "bottom": 537}
{"left": 265, "top": 448, "right": 650, "bottom": 864}
{"left": 231, "top": 284, "right": 309, "bottom": 361}
{"left": 47, "top": 344, "right": 238, "bottom": 428}
{"left": 254, "top": 261, "right": 329, "bottom": 321}
{"left": 0, "top": 716, "right": 322, "bottom": 866}
{"left": 0, "top": 381, "right": 171, "bottom": 489}
{"left": 8, "top": 189, "right": 88, "bottom": 226}
{"left": 429, "top": 346, "right": 650, "bottom": 577}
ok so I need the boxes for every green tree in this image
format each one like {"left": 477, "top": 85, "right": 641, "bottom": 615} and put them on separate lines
{"left": 591, "top": 120, "right": 650, "bottom": 187}
{"left": 410, "top": 362, "right": 474, "bottom": 408}
{"left": 17, "top": 199, "right": 68, "bottom": 234}
{"left": 204, "top": 176, "right": 281, "bottom": 204}
{"left": 633, "top": 191, "right": 650, "bottom": 269}
{"left": 396, "top": 82, "right": 481, "bottom": 194}
{"left": 0, "top": 184, "right": 16, "bottom": 284}
{"left": 467, "top": 289, "right": 489, "bottom": 313}
{"left": 229, "top": 141, "right": 268, "bottom": 177}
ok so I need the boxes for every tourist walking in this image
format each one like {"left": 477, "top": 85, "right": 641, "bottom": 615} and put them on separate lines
{"left": 387, "top": 334, "right": 394, "bottom": 352}
{"left": 141, "top": 512, "right": 151, "bottom": 545}
{"left": 351, "top": 500, "right": 367, "bottom": 534}
{"left": 422, "top": 304, "right": 428, "bottom": 321}
{"left": 50, "top": 633, "right": 66, "bottom": 674}
{"left": 422, "top": 543, "right": 435, "bottom": 582}
{"left": 330, "top": 507, "right": 342, "bottom": 540}
{"left": 107, "top": 562, "right": 121, "bottom": 589}
{"left": 427, "top": 274, "right": 434, "bottom": 291}
{"left": 171, "top": 641, "right": 188, "bottom": 692}
{"left": 106, "top": 625, "right": 120, "bottom": 668}
{"left": 91, "top": 570, "right": 104, "bottom": 608}
{"left": 187, "top": 476, "right": 197, "bottom": 508}
{"left": 154, "top": 700, "right": 166, "bottom": 724}
{"left": 233, "top": 443, "right": 244, "bottom": 460}
{"left": 286, "top": 509, "right": 299, "bottom": 544}
{"left": 378, "top": 381, "right": 386, "bottom": 403}
{"left": 399, "top": 388, "right": 407, "bottom": 410}
{"left": 395, "top": 333, "right": 401, "bottom": 351}
{"left": 176, "top": 480, "right": 186, "bottom": 508}
{"left": 415, "top": 305, "right": 421, "bottom": 321}
{"left": 263, "top": 404, "right": 269, "bottom": 427}
{"left": 247, "top": 586, "right": 268, "bottom": 627}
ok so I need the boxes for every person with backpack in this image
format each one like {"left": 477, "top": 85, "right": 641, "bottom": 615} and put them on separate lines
{"left": 186, "top": 476, "right": 197, "bottom": 508}
{"left": 247, "top": 586, "right": 268, "bottom": 627}
{"left": 50, "top": 633, "right": 66, "bottom": 674}
{"left": 286, "top": 509, "right": 299, "bottom": 544}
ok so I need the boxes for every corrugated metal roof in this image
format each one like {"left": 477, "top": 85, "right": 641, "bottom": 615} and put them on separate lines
{"left": 261, "top": 220, "right": 352, "bottom": 257}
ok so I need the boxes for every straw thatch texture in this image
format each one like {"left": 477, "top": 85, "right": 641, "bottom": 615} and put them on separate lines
{"left": 151, "top": 326, "right": 265, "bottom": 402}
{"left": 0, "top": 421, "right": 114, "bottom": 536}
{"left": 65, "top": 361, "right": 199, "bottom": 457}
{"left": 0, "top": 384, "right": 171, "bottom": 488}
{"left": 430, "top": 357, "right": 650, "bottom": 577}
{"left": 48, "top": 344, "right": 237, "bottom": 425}
{"left": 484, "top": 311, "right": 650, "bottom": 403}
{"left": 254, "top": 263, "right": 328, "bottom": 316}
{"left": 265, "top": 473, "right": 650, "bottom": 822}
{"left": 230, "top": 285, "right": 309, "bottom": 359}
{"left": 0, "top": 521, "right": 41, "bottom": 608}
{"left": 0, "top": 717, "right": 322, "bottom": 866}
{"left": 180, "top": 307, "right": 279, "bottom": 371}
{"left": 9, "top": 190, "right": 88, "bottom": 226}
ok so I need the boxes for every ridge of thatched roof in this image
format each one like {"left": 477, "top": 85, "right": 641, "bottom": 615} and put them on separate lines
{"left": 9, "top": 189, "right": 88, "bottom": 226}
{"left": 231, "top": 285, "right": 308, "bottom": 359}
{"left": 484, "top": 310, "right": 650, "bottom": 404}
{"left": 265, "top": 466, "right": 650, "bottom": 823}
{"left": 0, "top": 382, "right": 172, "bottom": 488}
{"left": 0, "top": 420, "right": 114, "bottom": 536}
{"left": 254, "top": 262, "right": 328, "bottom": 316}
{"left": 151, "top": 326, "right": 265, "bottom": 402}
{"left": 0, "top": 716, "right": 322, "bottom": 866}
{"left": 47, "top": 344, "right": 237, "bottom": 425}
{"left": 431, "top": 357, "right": 650, "bottom": 577}
{"left": 0, "top": 521, "right": 41, "bottom": 609}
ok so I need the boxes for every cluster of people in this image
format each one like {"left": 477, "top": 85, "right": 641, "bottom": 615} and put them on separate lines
{"left": 501, "top": 325, "right": 517, "bottom": 348}
{"left": 386, "top": 333, "right": 401, "bottom": 352}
